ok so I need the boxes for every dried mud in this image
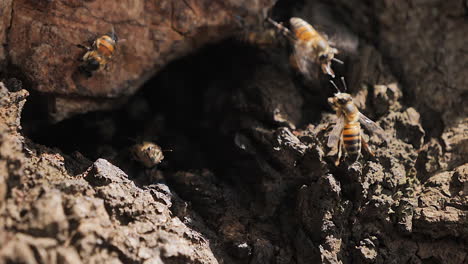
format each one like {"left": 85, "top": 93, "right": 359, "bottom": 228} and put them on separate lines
{"left": 0, "top": 0, "right": 467, "bottom": 264}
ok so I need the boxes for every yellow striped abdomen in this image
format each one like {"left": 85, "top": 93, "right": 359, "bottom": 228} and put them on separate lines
{"left": 342, "top": 122, "right": 361, "bottom": 158}
{"left": 95, "top": 35, "right": 115, "bottom": 58}
{"left": 290, "top": 17, "right": 320, "bottom": 42}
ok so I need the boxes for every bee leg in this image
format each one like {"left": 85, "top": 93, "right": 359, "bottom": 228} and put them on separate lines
{"left": 76, "top": 44, "right": 91, "bottom": 51}
{"left": 335, "top": 138, "right": 343, "bottom": 166}
{"left": 361, "top": 136, "right": 374, "bottom": 156}
{"left": 332, "top": 57, "right": 344, "bottom": 64}
{"left": 322, "top": 63, "right": 335, "bottom": 78}
{"left": 355, "top": 152, "right": 361, "bottom": 163}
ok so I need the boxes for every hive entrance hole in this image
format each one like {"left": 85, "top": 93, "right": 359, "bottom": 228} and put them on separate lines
{"left": 21, "top": 40, "right": 267, "bottom": 175}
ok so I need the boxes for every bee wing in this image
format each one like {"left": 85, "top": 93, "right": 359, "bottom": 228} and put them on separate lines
{"left": 313, "top": 21, "right": 358, "bottom": 56}
{"left": 293, "top": 43, "right": 318, "bottom": 80}
{"left": 358, "top": 112, "right": 388, "bottom": 143}
{"left": 329, "top": 34, "right": 359, "bottom": 56}
{"left": 327, "top": 115, "right": 345, "bottom": 150}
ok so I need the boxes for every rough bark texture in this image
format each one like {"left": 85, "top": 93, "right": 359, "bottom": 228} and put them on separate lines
{"left": 1, "top": 0, "right": 467, "bottom": 264}
{"left": 0, "top": 83, "right": 230, "bottom": 263}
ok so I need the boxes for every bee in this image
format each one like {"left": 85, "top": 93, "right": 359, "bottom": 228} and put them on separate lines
{"left": 267, "top": 17, "right": 342, "bottom": 78}
{"left": 327, "top": 78, "right": 387, "bottom": 165}
{"left": 130, "top": 141, "right": 165, "bottom": 168}
{"left": 78, "top": 28, "right": 119, "bottom": 77}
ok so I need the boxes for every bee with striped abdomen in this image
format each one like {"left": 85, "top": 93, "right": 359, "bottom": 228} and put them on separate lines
{"left": 327, "top": 78, "right": 387, "bottom": 165}
{"left": 78, "top": 28, "right": 119, "bottom": 77}
{"left": 267, "top": 17, "right": 342, "bottom": 78}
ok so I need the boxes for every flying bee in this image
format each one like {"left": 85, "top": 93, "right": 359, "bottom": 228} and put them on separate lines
{"left": 267, "top": 17, "right": 342, "bottom": 78}
{"left": 78, "top": 28, "right": 119, "bottom": 77}
{"left": 130, "top": 141, "right": 165, "bottom": 169}
{"left": 327, "top": 78, "right": 387, "bottom": 165}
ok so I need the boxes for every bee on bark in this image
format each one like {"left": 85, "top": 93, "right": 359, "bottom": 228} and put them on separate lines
{"left": 267, "top": 17, "right": 342, "bottom": 78}
{"left": 130, "top": 141, "right": 165, "bottom": 169}
{"left": 327, "top": 78, "right": 387, "bottom": 165}
{"left": 78, "top": 28, "right": 119, "bottom": 77}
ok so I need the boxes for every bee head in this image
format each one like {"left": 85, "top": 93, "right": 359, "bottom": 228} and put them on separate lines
{"left": 328, "top": 93, "right": 352, "bottom": 111}
{"left": 327, "top": 96, "right": 337, "bottom": 108}
{"left": 319, "top": 53, "right": 329, "bottom": 62}
{"left": 319, "top": 51, "right": 336, "bottom": 77}
{"left": 328, "top": 77, "right": 351, "bottom": 107}
{"left": 79, "top": 58, "right": 100, "bottom": 77}
{"left": 319, "top": 46, "right": 340, "bottom": 63}
{"left": 86, "top": 59, "right": 100, "bottom": 71}
{"left": 335, "top": 93, "right": 352, "bottom": 105}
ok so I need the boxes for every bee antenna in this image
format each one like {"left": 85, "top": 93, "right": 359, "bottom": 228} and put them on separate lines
{"left": 332, "top": 57, "right": 344, "bottom": 64}
{"left": 340, "top": 77, "right": 348, "bottom": 92}
{"left": 266, "top": 17, "right": 278, "bottom": 28}
{"left": 329, "top": 80, "right": 341, "bottom": 93}
{"left": 108, "top": 25, "right": 118, "bottom": 42}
